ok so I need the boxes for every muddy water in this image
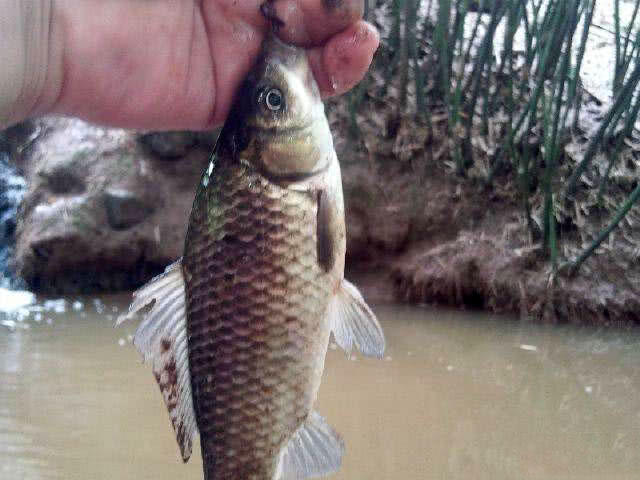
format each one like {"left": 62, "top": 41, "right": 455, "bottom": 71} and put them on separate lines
{"left": 2, "top": 296, "right": 640, "bottom": 480}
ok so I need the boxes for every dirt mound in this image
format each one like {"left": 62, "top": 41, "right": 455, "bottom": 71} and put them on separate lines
{"left": 392, "top": 232, "right": 640, "bottom": 326}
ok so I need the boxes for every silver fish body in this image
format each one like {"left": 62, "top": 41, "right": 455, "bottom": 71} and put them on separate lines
{"left": 119, "top": 33, "right": 384, "bottom": 480}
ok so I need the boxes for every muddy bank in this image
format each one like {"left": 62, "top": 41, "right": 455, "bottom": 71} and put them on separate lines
{"left": 5, "top": 114, "right": 639, "bottom": 324}
{"left": 337, "top": 137, "right": 639, "bottom": 326}
{"left": 342, "top": 157, "right": 639, "bottom": 326}
{"left": 391, "top": 229, "right": 640, "bottom": 326}
{"left": 326, "top": 90, "right": 639, "bottom": 325}
{"left": 339, "top": 116, "right": 640, "bottom": 325}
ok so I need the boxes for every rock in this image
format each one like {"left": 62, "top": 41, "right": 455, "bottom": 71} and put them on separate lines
{"left": 13, "top": 117, "right": 209, "bottom": 293}
{"left": 0, "top": 151, "right": 27, "bottom": 288}
{"left": 137, "top": 130, "right": 221, "bottom": 158}
{"left": 193, "top": 129, "right": 222, "bottom": 151}
{"left": 0, "top": 120, "right": 40, "bottom": 153}
{"left": 10, "top": 119, "right": 411, "bottom": 294}
{"left": 103, "top": 189, "right": 154, "bottom": 230}
{"left": 37, "top": 163, "right": 86, "bottom": 195}
{"left": 138, "top": 131, "right": 199, "bottom": 158}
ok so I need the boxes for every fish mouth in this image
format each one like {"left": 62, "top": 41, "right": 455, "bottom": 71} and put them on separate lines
{"left": 261, "top": 160, "right": 331, "bottom": 183}
{"left": 252, "top": 119, "right": 316, "bottom": 139}
{"left": 240, "top": 155, "right": 332, "bottom": 184}
{"left": 250, "top": 118, "right": 332, "bottom": 182}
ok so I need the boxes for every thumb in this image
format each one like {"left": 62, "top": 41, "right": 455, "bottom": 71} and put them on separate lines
{"left": 265, "top": 0, "right": 365, "bottom": 47}
{"left": 307, "top": 20, "right": 379, "bottom": 97}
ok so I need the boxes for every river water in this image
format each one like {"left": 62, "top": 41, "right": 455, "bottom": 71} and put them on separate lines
{"left": 1, "top": 296, "right": 640, "bottom": 480}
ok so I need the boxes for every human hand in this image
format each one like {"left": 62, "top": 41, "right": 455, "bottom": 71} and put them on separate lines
{"left": 2, "top": 0, "right": 379, "bottom": 130}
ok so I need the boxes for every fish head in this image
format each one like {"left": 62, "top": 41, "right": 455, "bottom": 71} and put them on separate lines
{"left": 217, "top": 33, "right": 335, "bottom": 181}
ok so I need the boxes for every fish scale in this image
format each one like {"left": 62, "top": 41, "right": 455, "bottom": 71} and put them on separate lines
{"left": 184, "top": 158, "right": 333, "bottom": 479}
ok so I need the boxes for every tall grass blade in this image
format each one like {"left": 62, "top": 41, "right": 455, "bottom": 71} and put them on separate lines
{"left": 563, "top": 0, "right": 596, "bottom": 131}
{"left": 565, "top": 57, "right": 640, "bottom": 197}
{"left": 614, "top": 0, "right": 622, "bottom": 91}
{"left": 463, "top": 0, "right": 507, "bottom": 170}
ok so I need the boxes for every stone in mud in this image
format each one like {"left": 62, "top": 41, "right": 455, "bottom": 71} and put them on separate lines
{"left": 37, "top": 163, "right": 86, "bottom": 195}
{"left": 0, "top": 152, "right": 26, "bottom": 288}
{"left": 13, "top": 117, "right": 210, "bottom": 293}
{"left": 103, "top": 189, "right": 155, "bottom": 230}
{"left": 138, "top": 131, "right": 199, "bottom": 158}
{"left": 10, "top": 119, "right": 382, "bottom": 294}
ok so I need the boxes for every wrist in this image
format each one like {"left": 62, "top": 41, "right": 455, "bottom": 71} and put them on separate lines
{"left": 0, "top": 0, "right": 64, "bottom": 128}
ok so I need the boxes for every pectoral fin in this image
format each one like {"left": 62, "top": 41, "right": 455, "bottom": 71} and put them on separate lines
{"left": 116, "top": 259, "right": 197, "bottom": 462}
{"left": 328, "top": 279, "right": 386, "bottom": 358}
{"left": 279, "top": 411, "right": 344, "bottom": 480}
{"left": 316, "top": 189, "right": 338, "bottom": 273}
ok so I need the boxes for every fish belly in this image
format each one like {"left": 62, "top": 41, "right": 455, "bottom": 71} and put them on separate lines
{"left": 183, "top": 161, "right": 333, "bottom": 479}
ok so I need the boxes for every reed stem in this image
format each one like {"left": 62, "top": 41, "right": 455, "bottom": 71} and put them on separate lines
{"left": 569, "top": 182, "right": 640, "bottom": 275}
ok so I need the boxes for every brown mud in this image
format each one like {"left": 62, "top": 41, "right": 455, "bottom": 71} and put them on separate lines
{"left": 330, "top": 98, "right": 639, "bottom": 326}
{"left": 6, "top": 109, "right": 639, "bottom": 325}
{"left": 343, "top": 155, "right": 639, "bottom": 326}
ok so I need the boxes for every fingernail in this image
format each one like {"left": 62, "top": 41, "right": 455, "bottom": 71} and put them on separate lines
{"left": 330, "top": 75, "right": 340, "bottom": 93}
{"left": 322, "top": 0, "right": 343, "bottom": 11}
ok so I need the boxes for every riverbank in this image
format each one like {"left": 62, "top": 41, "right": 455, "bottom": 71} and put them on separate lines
{"left": 331, "top": 1, "right": 640, "bottom": 325}
{"left": 2, "top": 108, "right": 637, "bottom": 325}
{"left": 3, "top": 3, "right": 639, "bottom": 324}
{"left": 330, "top": 96, "right": 639, "bottom": 325}
{"left": 343, "top": 160, "right": 640, "bottom": 326}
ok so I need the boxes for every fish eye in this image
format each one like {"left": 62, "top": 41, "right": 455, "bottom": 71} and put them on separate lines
{"left": 264, "top": 88, "right": 283, "bottom": 111}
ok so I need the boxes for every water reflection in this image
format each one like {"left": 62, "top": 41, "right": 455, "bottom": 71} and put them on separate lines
{"left": 1, "top": 299, "right": 640, "bottom": 479}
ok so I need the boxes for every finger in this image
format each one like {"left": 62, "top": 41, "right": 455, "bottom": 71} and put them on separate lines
{"left": 307, "top": 20, "right": 379, "bottom": 97}
{"left": 52, "top": 0, "right": 217, "bottom": 130}
{"left": 267, "top": 0, "right": 364, "bottom": 47}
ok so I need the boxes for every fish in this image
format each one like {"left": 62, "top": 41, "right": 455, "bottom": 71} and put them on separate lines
{"left": 117, "top": 27, "right": 385, "bottom": 480}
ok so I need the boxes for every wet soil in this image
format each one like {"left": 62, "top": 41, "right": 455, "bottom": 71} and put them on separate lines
{"left": 333, "top": 106, "right": 639, "bottom": 326}
{"left": 345, "top": 156, "right": 639, "bottom": 325}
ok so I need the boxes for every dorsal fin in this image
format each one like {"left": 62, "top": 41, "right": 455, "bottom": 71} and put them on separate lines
{"left": 116, "top": 259, "right": 197, "bottom": 462}
{"left": 328, "top": 279, "right": 386, "bottom": 358}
